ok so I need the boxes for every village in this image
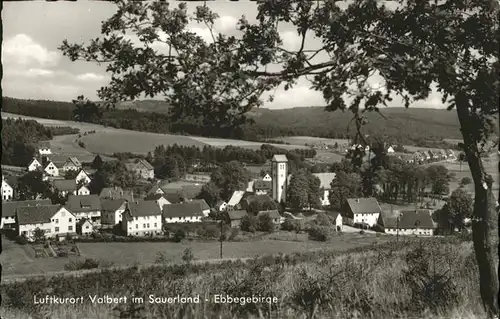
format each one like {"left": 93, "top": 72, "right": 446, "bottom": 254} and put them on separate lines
{"left": 0, "top": 139, "right": 462, "bottom": 245}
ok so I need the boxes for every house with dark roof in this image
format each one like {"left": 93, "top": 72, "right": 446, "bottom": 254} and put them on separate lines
{"left": 227, "top": 191, "right": 246, "bottom": 210}
{"left": 27, "top": 158, "right": 42, "bottom": 172}
{"left": 77, "top": 185, "right": 91, "bottom": 196}
{"left": 38, "top": 141, "right": 52, "bottom": 155}
{"left": 179, "top": 185, "right": 203, "bottom": 201}
{"left": 162, "top": 202, "right": 205, "bottom": 224}
{"left": 125, "top": 159, "right": 155, "bottom": 180}
{"left": 163, "top": 192, "right": 183, "bottom": 204}
{"left": 75, "top": 169, "right": 91, "bottom": 185}
{"left": 227, "top": 210, "right": 248, "bottom": 228}
{"left": 122, "top": 200, "right": 163, "bottom": 236}
{"left": 101, "top": 198, "right": 128, "bottom": 225}
{"left": 146, "top": 183, "right": 165, "bottom": 197}
{"left": 378, "top": 209, "right": 436, "bottom": 236}
{"left": 345, "top": 197, "right": 382, "bottom": 227}
{"left": 44, "top": 161, "right": 59, "bottom": 177}
{"left": 99, "top": 186, "right": 135, "bottom": 201}
{"left": 144, "top": 193, "right": 172, "bottom": 209}
{"left": 1, "top": 199, "right": 52, "bottom": 229}
{"left": 16, "top": 205, "right": 76, "bottom": 238}
{"left": 65, "top": 194, "right": 102, "bottom": 226}
{"left": 253, "top": 180, "right": 272, "bottom": 195}
{"left": 2, "top": 175, "right": 14, "bottom": 201}
{"left": 215, "top": 200, "right": 228, "bottom": 212}
{"left": 76, "top": 218, "right": 94, "bottom": 235}
{"left": 51, "top": 179, "right": 77, "bottom": 197}
{"left": 189, "top": 199, "right": 211, "bottom": 217}
{"left": 61, "top": 157, "right": 82, "bottom": 173}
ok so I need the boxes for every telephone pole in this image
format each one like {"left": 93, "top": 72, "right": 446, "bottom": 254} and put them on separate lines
{"left": 219, "top": 216, "right": 223, "bottom": 259}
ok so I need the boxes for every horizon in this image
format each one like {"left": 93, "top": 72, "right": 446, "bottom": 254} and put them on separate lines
{"left": 3, "top": 1, "right": 447, "bottom": 110}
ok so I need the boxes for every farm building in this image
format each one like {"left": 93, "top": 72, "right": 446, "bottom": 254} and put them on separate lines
{"left": 51, "top": 179, "right": 77, "bottom": 197}
{"left": 122, "top": 200, "right": 163, "bottom": 236}
{"left": 1, "top": 199, "right": 52, "bottom": 229}
{"left": 378, "top": 209, "right": 436, "bottom": 236}
{"left": 61, "top": 157, "right": 82, "bottom": 172}
{"left": 126, "top": 159, "right": 155, "bottom": 180}
{"left": 17, "top": 205, "right": 76, "bottom": 238}
{"left": 189, "top": 199, "right": 211, "bottom": 217}
{"left": 312, "top": 173, "right": 337, "bottom": 206}
{"left": 162, "top": 202, "right": 205, "bottom": 224}
{"left": 163, "top": 192, "right": 183, "bottom": 204}
{"left": 227, "top": 191, "right": 246, "bottom": 210}
{"left": 100, "top": 198, "right": 128, "bottom": 225}
{"left": 65, "top": 194, "right": 102, "bottom": 226}
{"left": 344, "top": 197, "right": 382, "bottom": 227}
{"left": 43, "top": 161, "right": 59, "bottom": 177}
{"left": 99, "top": 186, "right": 135, "bottom": 202}
{"left": 227, "top": 210, "right": 248, "bottom": 228}
{"left": 76, "top": 218, "right": 94, "bottom": 235}
{"left": 144, "top": 193, "right": 172, "bottom": 209}
{"left": 2, "top": 176, "right": 14, "bottom": 200}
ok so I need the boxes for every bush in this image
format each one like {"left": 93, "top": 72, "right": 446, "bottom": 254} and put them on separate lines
{"left": 229, "top": 228, "right": 239, "bottom": 240}
{"left": 173, "top": 229, "right": 186, "bottom": 243}
{"left": 315, "top": 213, "right": 332, "bottom": 226}
{"left": 240, "top": 215, "right": 258, "bottom": 233}
{"left": 15, "top": 236, "right": 28, "bottom": 245}
{"left": 257, "top": 214, "right": 275, "bottom": 232}
{"left": 308, "top": 226, "right": 330, "bottom": 241}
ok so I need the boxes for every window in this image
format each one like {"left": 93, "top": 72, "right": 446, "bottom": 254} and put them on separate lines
{"left": 143, "top": 224, "right": 146, "bottom": 228}
{"left": 147, "top": 224, "right": 150, "bottom": 228}
{"left": 68, "top": 226, "right": 73, "bottom": 231}
{"left": 136, "top": 224, "right": 138, "bottom": 229}
{"left": 85, "top": 226, "right": 89, "bottom": 229}
{"left": 55, "top": 219, "right": 59, "bottom": 224}
{"left": 55, "top": 227, "right": 59, "bottom": 232}
{"left": 154, "top": 223, "right": 157, "bottom": 227}
{"left": 69, "top": 218, "right": 72, "bottom": 222}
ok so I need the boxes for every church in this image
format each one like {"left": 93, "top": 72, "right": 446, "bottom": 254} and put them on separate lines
{"left": 271, "top": 154, "right": 289, "bottom": 203}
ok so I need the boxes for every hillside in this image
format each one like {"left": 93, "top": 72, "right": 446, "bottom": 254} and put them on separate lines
{"left": 1, "top": 97, "right": 471, "bottom": 145}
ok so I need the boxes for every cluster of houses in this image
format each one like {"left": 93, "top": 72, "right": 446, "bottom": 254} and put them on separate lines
{"left": 1, "top": 143, "right": 439, "bottom": 240}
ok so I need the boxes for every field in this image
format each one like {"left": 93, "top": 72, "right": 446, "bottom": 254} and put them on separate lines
{"left": 0, "top": 233, "right": 388, "bottom": 279}
{"left": 278, "top": 136, "right": 350, "bottom": 146}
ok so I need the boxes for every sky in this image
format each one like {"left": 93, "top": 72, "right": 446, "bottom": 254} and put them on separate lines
{"left": 2, "top": 1, "right": 446, "bottom": 110}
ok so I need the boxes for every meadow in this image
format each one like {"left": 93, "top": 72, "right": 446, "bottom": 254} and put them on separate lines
{"left": 277, "top": 136, "right": 350, "bottom": 146}
{"left": 1, "top": 236, "right": 486, "bottom": 319}
{"left": 0, "top": 233, "right": 388, "bottom": 280}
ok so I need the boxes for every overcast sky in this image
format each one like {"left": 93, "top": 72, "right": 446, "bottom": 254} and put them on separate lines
{"left": 2, "top": 1, "right": 446, "bottom": 109}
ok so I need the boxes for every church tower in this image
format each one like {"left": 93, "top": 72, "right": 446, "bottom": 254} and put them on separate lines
{"left": 271, "top": 154, "right": 288, "bottom": 203}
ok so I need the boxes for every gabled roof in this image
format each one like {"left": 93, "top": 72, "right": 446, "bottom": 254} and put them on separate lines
{"left": 162, "top": 202, "right": 205, "bottom": 218}
{"left": 99, "top": 187, "right": 134, "bottom": 201}
{"left": 38, "top": 141, "right": 51, "bottom": 149}
{"left": 163, "top": 192, "right": 183, "bottom": 204}
{"left": 125, "top": 200, "right": 161, "bottom": 218}
{"left": 66, "top": 194, "right": 101, "bottom": 212}
{"left": 44, "top": 161, "right": 56, "bottom": 169}
{"left": 17, "top": 205, "right": 62, "bottom": 225}
{"left": 346, "top": 198, "right": 382, "bottom": 215}
{"left": 144, "top": 193, "right": 167, "bottom": 201}
{"left": 28, "top": 158, "right": 41, "bottom": 166}
{"left": 77, "top": 218, "right": 93, "bottom": 226}
{"left": 52, "top": 179, "right": 76, "bottom": 192}
{"left": 272, "top": 154, "right": 288, "bottom": 162}
{"left": 100, "top": 198, "right": 127, "bottom": 212}
{"left": 257, "top": 209, "right": 281, "bottom": 219}
{"left": 126, "top": 159, "right": 154, "bottom": 171}
{"left": 253, "top": 180, "right": 272, "bottom": 190}
{"left": 138, "top": 159, "right": 154, "bottom": 170}
{"left": 312, "top": 173, "right": 337, "bottom": 189}
{"left": 179, "top": 185, "right": 202, "bottom": 200}
{"left": 397, "top": 209, "right": 436, "bottom": 229}
{"left": 76, "top": 169, "right": 90, "bottom": 177}
{"left": 227, "top": 210, "right": 247, "bottom": 220}
{"left": 228, "top": 191, "right": 246, "bottom": 206}
{"left": 245, "top": 194, "right": 274, "bottom": 205}
{"left": 146, "top": 184, "right": 164, "bottom": 196}
{"left": 2, "top": 199, "right": 52, "bottom": 218}
{"left": 190, "top": 199, "right": 211, "bottom": 211}
{"left": 66, "top": 157, "right": 82, "bottom": 167}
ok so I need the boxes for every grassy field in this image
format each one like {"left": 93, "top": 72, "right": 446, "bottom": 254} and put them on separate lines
{"left": 278, "top": 136, "right": 350, "bottom": 146}
{"left": 0, "top": 233, "right": 387, "bottom": 278}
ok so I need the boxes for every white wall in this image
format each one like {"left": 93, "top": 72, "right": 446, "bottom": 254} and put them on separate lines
{"left": 385, "top": 228, "right": 434, "bottom": 236}
{"left": 79, "top": 221, "right": 93, "bottom": 235}
{"left": 39, "top": 148, "right": 52, "bottom": 155}
{"left": 272, "top": 161, "right": 287, "bottom": 203}
{"left": 102, "top": 208, "right": 125, "bottom": 225}
{"left": 76, "top": 172, "right": 91, "bottom": 184}
{"left": 255, "top": 189, "right": 269, "bottom": 196}
{"left": 77, "top": 187, "right": 90, "bottom": 196}
{"left": 164, "top": 216, "right": 202, "bottom": 224}
{"left": 124, "top": 215, "right": 162, "bottom": 236}
{"left": 28, "top": 160, "right": 41, "bottom": 171}
{"left": 320, "top": 190, "right": 330, "bottom": 206}
{"left": 74, "top": 210, "right": 101, "bottom": 226}
{"left": 45, "top": 163, "right": 59, "bottom": 177}
{"left": 2, "top": 181, "right": 13, "bottom": 200}
{"left": 1, "top": 216, "right": 16, "bottom": 229}
{"left": 19, "top": 207, "right": 76, "bottom": 238}
{"left": 353, "top": 213, "right": 380, "bottom": 227}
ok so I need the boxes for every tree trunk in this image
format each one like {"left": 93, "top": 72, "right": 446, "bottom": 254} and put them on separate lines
{"left": 456, "top": 96, "right": 499, "bottom": 318}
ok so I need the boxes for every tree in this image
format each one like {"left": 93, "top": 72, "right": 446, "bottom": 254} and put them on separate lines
{"left": 307, "top": 173, "right": 322, "bottom": 210}
{"left": 257, "top": 213, "right": 274, "bottom": 232}
{"left": 240, "top": 215, "right": 257, "bottom": 233}
{"left": 64, "top": 169, "right": 79, "bottom": 180}
{"left": 91, "top": 154, "right": 104, "bottom": 170}
{"left": 286, "top": 173, "right": 309, "bottom": 210}
{"left": 33, "top": 228, "right": 46, "bottom": 243}
{"left": 460, "top": 177, "right": 472, "bottom": 188}
{"left": 329, "top": 171, "right": 363, "bottom": 209}
{"left": 71, "top": 95, "right": 103, "bottom": 123}
{"left": 156, "top": 155, "right": 181, "bottom": 180}
{"left": 458, "top": 152, "right": 467, "bottom": 172}
{"left": 16, "top": 171, "right": 52, "bottom": 200}
{"left": 197, "top": 182, "right": 221, "bottom": 208}
{"left": 60, "top": 1, "right": 499, "bottom": 314}
{"left": 445, "top": 188, "right": 474, "bottom": 232}
{"left": 210, "top": 161, "right": 251, "bottom": 200}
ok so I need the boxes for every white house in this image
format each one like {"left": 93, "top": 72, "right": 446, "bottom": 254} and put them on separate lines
{"left": 17, "top": 205, "right": 76, "bottom": 238}
{"left": 61, "top": 157, "right": 82, "bottom": 173}
{"left": 387, "top": 146, "right": 395, "bottom": 154}
{"left": 345, "top": 197, "right": 382, "bottom": 227}
{"left": 379, "top": 209, "right": 436, "bottom": 236}
{"left": 44, "top": 161, "right": 59, "bottom": 177}
{"left": 331, "top": 212, "right": 343, "bottom": 231}
{"left": 75, "top": 169, "right": 91, "bottom": 185}
{"left": 262, "top": 174, "right": 272, "bottom": 182}
{"left": 271, "top": 155, "right": 288, "bottom": 203}
{"left": 51, "top": 179, "right": 77, "bottom": 197}
{"left": 216, "top": 201, "right": 228, "bottom": 212}
{"left": 76, "top": 218, "right": 94, "bottom": 235}
{"left": 2, "top": 176, "right": 14, "bottom": 200}
{"left": 1, "top": 199, "right": 52, "bottom": 229}
{"left": 100, "top": 199, "right": 127, "bottom": 225}
{"left": 227, "top": 190, "right": 246, "bottom": 211}
{"left": 27, "top": 158, "right": 42, "bottom": 172}
{"left": 144, "top": 193, "right": 171, "bottom": 209}
{"left": 122, "top": 200, "right": 163, "bottom": 236}
{"left": 125, "top": 159, "right": 155, "bottom": 180}
{"left": 162, "top": 202, "right": 205, "bottom": 224}
{"left": 65, "top": 194, "right": 102, "bottom": 226}
{"left": 146, "top": 183, "right": 165, "bottom": 197}
{"left": 38, "top": 141, "right": 52, "bottom": 155}
{"left": 77, "top": 185, "right": 91, "bottom": 196}
{"left": 312, "top": 173, "right": 337, "bottom": 206}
